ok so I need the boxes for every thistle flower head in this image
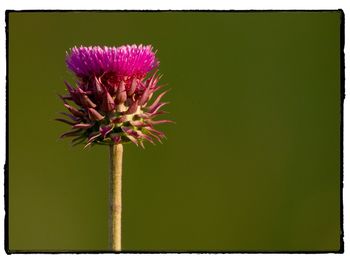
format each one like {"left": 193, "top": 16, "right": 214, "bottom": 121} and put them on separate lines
{"left": 57, "top": 44, "right": 172, "bottom": 148}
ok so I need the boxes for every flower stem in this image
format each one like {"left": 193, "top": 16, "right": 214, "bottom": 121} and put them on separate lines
{"left": 109, "top": 144, "right": 123, "bottom": 251}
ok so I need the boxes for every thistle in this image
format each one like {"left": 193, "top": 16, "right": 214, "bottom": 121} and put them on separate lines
{"left": 57, "top": 44, "right": 172, "bottom": 251}
{"left": 58, "top": 45, "right": 171, "bottom": 148}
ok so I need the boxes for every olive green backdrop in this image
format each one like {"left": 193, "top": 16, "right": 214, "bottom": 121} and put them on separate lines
{"left": 8, "top": 11, "right": 342, "bottom": 252}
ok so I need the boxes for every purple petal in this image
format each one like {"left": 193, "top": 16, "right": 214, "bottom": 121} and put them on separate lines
{"left": 64, "top": 81, "right": 74, "bottom": 93}
{"left": 102, "top": 91, "right": 115, "bottom": 112}
{"left": 127, "top": 78, "right": 139, "bottom": 96}
{"left": 148, "top": 110, "right": 167, "bottom": 118}
{"left": 146, "top": 119, "right": 174, "bottom": 125}
{"left": 116, "top": 81, "right": 127, "bottom": 104}
{"left": 88, "top": 108, "right": 105, "bottom": 121}
{"left": 139, "top": 132, "right": 155, "bottom": 144}
{"left": 110, "top": 133, "right": 122, "bottom": 144}
{"left": 148, "top": 90, "right": 169, "bottom": 112}
{"left": 111, "top": 115, "right": 127, "bottom": 124}
{"left": 64, "top": 104, "right": 85, "bottom": 117}
{"left": 121, "top": 127, "right": 139, "bottom": 146}
{"left": 136, "top": 112, "right": 151, "bottom": 119}
{"left": 71, "top": 136, "right": 86, "bottom": 146}
{"left": 64, "top": 81, "right": 82, "bottom": 106}
{"left": 143, "top": 126, "right": 165, "bottom": 138}
{"left": 59, "top": 112, "right": 80, "bottom": 121}
{"left": 138, "top": 85, "right": 151, "bottom": 107}
{"left": 81, "top": 95, "right": 97, "bottom": 108}
{"left": 60, "top": 129, "right": 82, "bottom": 138}
{"left": 144, "top": 129, "right": 162, "bottom": 143}
{"left": 58, "top": 94, "right": 72, "bottom": 102}
{"left": 125, "top": 100, "right": 139, "bottom": 114}
{"left": 55, "top": 118, "right": 76, "bottom": 125}
{"left": 148, "top": 102, "right": 169, "bottom": 114}
{"left": 73, "top": 123, "right": 94, "bottom": 129}
{"left": 94, "top": 76, "right": 106, "bottom": 95}
{"left": 130, "top": 120, "right": 148, "bottom": 128}
{"left": 88, "top": 132, "right": 101, "bottom": 143}
{"left": 99, "top": 124, "right": 114, "bottom": 138}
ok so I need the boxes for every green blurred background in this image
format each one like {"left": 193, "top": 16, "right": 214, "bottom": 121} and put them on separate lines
{"left": 8, "top": 11, "right": 342, "bottom": 252}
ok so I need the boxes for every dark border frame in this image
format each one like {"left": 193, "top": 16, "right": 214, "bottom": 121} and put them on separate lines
{"left": 4, "top": 9, "right": 345, "bottom": 254}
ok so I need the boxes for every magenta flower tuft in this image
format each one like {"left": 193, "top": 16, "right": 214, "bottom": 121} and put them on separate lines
{"left": 57, "top": 44, "right": 172, "bottom": 148}
{"left": 66, "top": 45, "right": 159, "bottom": 79}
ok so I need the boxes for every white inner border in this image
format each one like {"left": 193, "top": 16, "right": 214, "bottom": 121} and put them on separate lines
{"left": 0, "top": 1, "right": 349, "bottom": 261}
